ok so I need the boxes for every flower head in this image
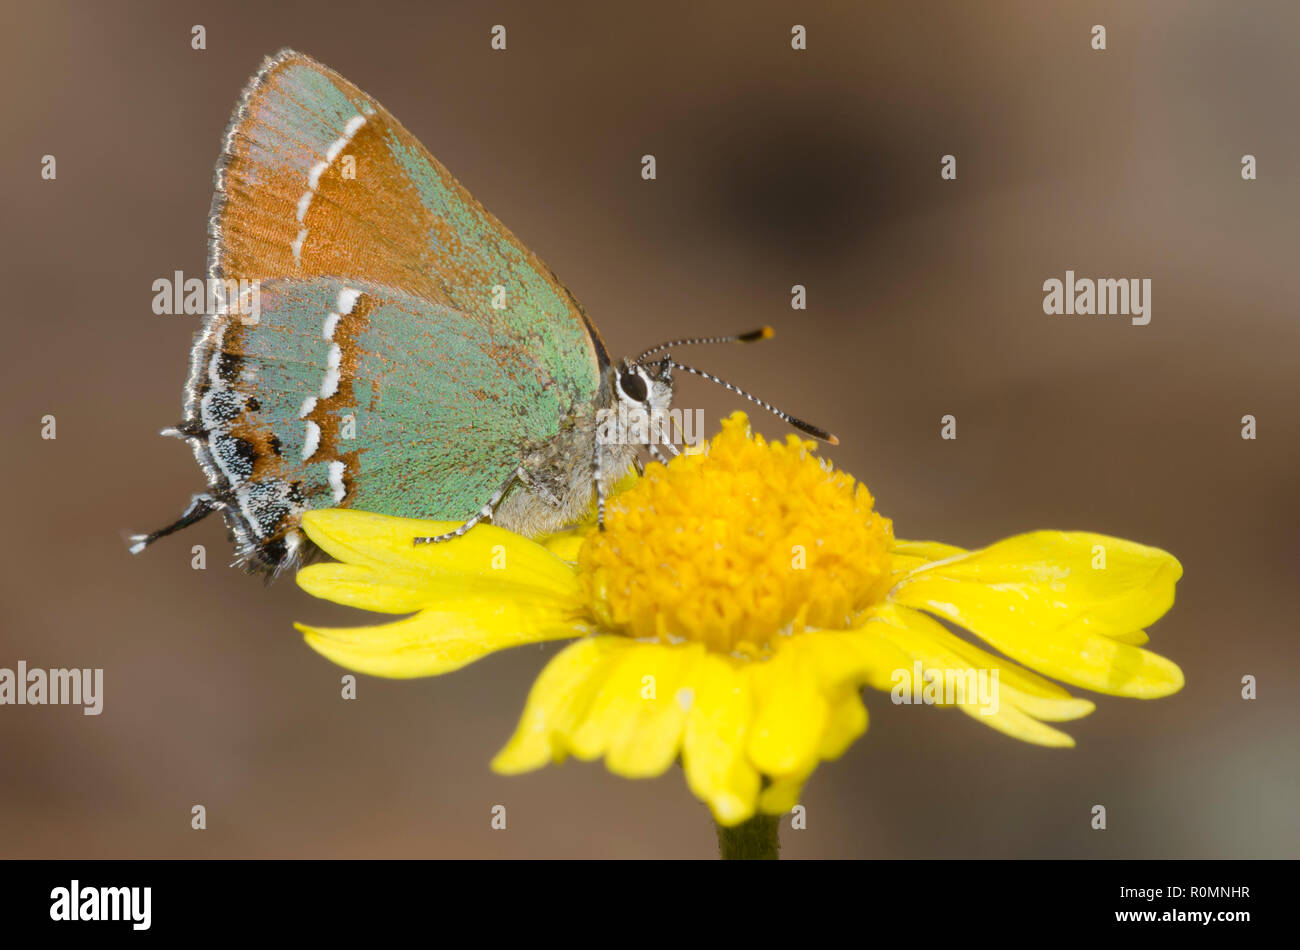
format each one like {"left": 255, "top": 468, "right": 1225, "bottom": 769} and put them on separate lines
{"left": 581, "top": 417, "right": 894, "bottom": 653}
{"left": 295, "top": 412, "right": 1183, "bottom": 826}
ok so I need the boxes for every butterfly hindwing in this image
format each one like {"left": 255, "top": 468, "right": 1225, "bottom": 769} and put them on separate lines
{"left": 192, "top": 277, "right": 546, "bottom": 567}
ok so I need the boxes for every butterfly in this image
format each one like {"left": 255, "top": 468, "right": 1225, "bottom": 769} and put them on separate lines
{"left": 131, "top": 49, "right": 833, "bottom": 575}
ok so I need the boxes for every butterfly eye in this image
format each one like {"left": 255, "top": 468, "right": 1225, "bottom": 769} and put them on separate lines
{"left": 618, "top": 370, "right": 648, "bottom": 402}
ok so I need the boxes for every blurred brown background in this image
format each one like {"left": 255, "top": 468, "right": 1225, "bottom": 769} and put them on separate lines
{"left": 1, "top": 0, "right": 1297, "bottom": 858}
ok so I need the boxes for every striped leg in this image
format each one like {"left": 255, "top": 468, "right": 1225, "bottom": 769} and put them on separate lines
{"left": 653, "top": 418, "right": 680, "bottom": 458}
{"left": 413, "top": 469, "right": 521, "bottom": 545}
{"left": 593, "top": 434, "right": 606, "bottom": 531}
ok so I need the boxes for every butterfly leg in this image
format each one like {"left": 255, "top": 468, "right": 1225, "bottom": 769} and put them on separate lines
{"left": 516, "top": 467, "right": 562, "bottom": 508}
{"left": 652, "top": 417, "right": 680, "bottom": 459}
{"left": 128, "top": 493, "right": 220, "bottom": 554}
{"left": 592, "top": 433, "right": 607, "bottom": 531}
{"left": 412, "top": 469, "right": 523, "bottom": 545}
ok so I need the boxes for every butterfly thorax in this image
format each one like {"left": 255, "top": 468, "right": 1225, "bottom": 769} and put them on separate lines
{"left": 491, "top": 358, "right": 674, "bottom": 538}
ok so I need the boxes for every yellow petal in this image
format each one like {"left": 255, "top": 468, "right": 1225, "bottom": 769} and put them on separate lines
{"left": 541, "top": 530, "right": 588, "bottom": 563}
{"left": 295, "top": 562, "right": 460, "bottom": 614}
{"left": 492, "top": 636, "right": 627, "bottom": 773}
{"left": 568, "top": 642, "right": 701, "bottom": 778}
{"left": 889, "top": 539, "right": 968, "bottom": 580}
{"left": 788, "top": 627, "right": 911, "bottom": 694}
{"left": 862, "top": 604, "right": 1094, "bottom": 747}
{"left": 893, "top": 539, "right": 967, "bottom": 562}
{"left": 300, "top": 509, "right": 579, "bottom": 596}
{"left": 890, "top": 531, "right": 1183, "bottom": 697}
{"left": 297, "top": 586, "right": 587, "bottom": 678}
{"left": 745, "top": 643, "right": 830, "bottom": 777}
{"left": 759, "top": 769, "right": 813, "bottom": 815}
{"left": 681, "top": 653, "right": 761, "bottom": 827}
{"left": 817, "top": 685, "right": 869, "bottom": 760}
{"left": 711, "top": 632, "right": 888, "bottom": 818}
{"left": 928, "top": 630, "right": 1094, "bottom": 723}
{"left": 1107, "top": 629, "right": 1150, "bottom": 646}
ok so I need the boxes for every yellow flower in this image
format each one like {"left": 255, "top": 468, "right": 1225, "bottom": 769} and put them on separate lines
{"left": 295, "top": 412, "right": 1183, "bottom": 827}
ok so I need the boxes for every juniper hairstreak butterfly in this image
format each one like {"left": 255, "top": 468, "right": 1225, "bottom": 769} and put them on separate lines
{"left": 131, "top": 49, "right": 834, "bottom": 574}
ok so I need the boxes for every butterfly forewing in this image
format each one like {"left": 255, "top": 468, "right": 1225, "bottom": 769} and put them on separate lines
{"left": 206, "top": 49, "right": 604, "bottom": 396}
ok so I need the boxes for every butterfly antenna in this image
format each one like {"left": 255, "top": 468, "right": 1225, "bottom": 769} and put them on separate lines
{"left": 666, "top": 359, "right": 839, "bottom": 444}
{"left": 634, "top": 326, "right": 773, "bottom": 364}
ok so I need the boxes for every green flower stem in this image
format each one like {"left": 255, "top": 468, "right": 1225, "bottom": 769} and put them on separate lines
{"left": 716, "top": 814, "right": 781, "bottom": 860}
